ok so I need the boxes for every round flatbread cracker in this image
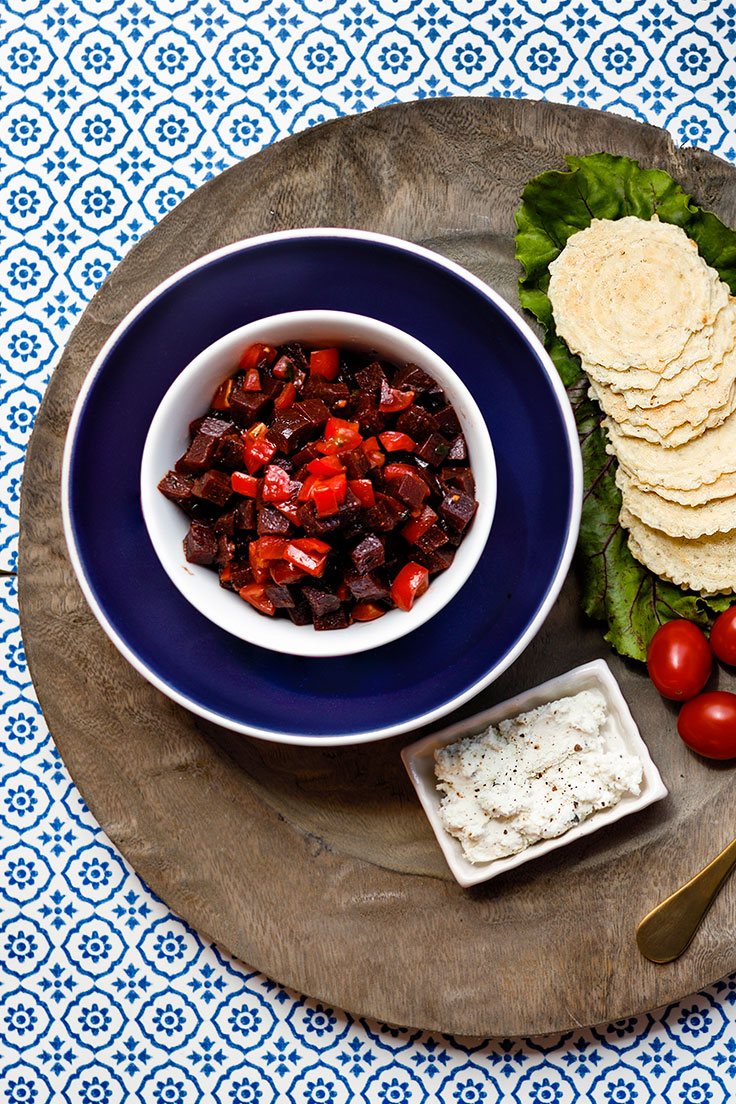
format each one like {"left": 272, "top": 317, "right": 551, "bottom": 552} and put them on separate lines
{"left": 589, "top": 343, "right": 736, "bottom": 434}
{"left": 603, "top": 409, "right": 736, "bottom": 488}
{"left": 584, "top": 300, "right": 736, "bottom": 407}
{"left": 595, "top": 380, "right": 736, "bottom": 448}
{"left": 548, "top": 216, "right": 726, "bottom": 372}
{"left": 617, "top": 462, "right": 736, "bottom": 506}
{"left": 616, "top": 467, "right": 736, "bottom": 538}
{"left": 621, "top": 506, "right": 736, "bottom": 594}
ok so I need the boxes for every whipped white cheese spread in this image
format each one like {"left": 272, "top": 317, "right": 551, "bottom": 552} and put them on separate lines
{"left": 434, "top": 689, "right": 643, "bottom": 864}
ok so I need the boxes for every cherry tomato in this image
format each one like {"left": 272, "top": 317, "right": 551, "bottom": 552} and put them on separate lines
{"left": 646, "top": 620, "right": 712, "bottom": 701}
{"left": 710, "top": 607, "right": 736, "bottom": 665}
{"left": 677, "top": 691, "right": 736, "bottom": 759}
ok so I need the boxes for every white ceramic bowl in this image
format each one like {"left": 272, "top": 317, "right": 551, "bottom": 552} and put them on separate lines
{"left": 140, "top": 309, "right": 496, "bottom": 657}
{"left": 401, "top": 659, "right": 668, "bottom": 887}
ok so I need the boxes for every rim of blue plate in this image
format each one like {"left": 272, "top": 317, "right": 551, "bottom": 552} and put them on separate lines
{"left": 61, "top": 228, "right": 583, "bottom": 746}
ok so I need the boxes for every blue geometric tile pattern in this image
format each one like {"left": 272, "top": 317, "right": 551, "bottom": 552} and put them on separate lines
{"left": 3, "top": 0, "right": 736, "bottom": 1097}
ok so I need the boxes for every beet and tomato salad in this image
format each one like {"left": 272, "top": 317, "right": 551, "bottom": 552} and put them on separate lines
{"left": 157, "top": 340, "right": 478, "bottom": 630}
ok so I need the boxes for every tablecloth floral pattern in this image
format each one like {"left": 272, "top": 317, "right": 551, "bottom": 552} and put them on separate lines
{"left": 3, "top": 0, "right": 736, "bottom": 1099}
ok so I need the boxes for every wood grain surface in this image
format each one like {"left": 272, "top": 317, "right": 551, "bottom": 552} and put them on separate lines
{"left": 18, "top": 97, "right": 736, "bottom": 1037}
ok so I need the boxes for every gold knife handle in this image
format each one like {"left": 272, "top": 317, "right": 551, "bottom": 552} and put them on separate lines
{"left": 637, "top": 836, "right": 736, "bottom": 963}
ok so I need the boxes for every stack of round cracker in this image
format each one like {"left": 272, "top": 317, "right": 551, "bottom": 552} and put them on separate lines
{"left": 548, "top": 215, "right": 736, "bottom": 594}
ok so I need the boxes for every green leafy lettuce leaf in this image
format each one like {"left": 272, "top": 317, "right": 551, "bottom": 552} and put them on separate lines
{"left": 515, "top": 152, "right": 736, "bottom": 661}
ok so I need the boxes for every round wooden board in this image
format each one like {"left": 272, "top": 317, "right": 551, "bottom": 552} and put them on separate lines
{"left": 19, "top": 98, "right": 736, "bottom": 1038}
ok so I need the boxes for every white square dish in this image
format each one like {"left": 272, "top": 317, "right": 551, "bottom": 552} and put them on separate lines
{"left": 401, "top": 658, "right": 668, "bottom": 887}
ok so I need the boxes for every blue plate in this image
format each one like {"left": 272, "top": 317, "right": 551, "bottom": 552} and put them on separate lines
{"left": 62, "top": 230, "right": 582, "bottom": 745}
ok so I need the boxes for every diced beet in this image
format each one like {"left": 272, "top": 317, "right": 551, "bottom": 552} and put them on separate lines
{"left": 215, "top": 434, "right": 246, "bottom": 470}
{"left": 191, "top": 468, "right": 233, "bottom": 506}
{"left": 345, "top": 569, "right": 391, "bottom": 602}
{"left": 229, "top": 561, "right": 253, "bottom": 589}
{"left": 267, "top": 407, "right": 313, "bottom": 453}
{"left": 297, "top": 501, "right": 342, "bottom": 537}
{"left": 363, "top": 492, "right": 404, "bottom": 532}
{"left": 355, "top": 361, "right": 386, "bottom": 395}
{"left": 388, "top": 471, "right": 429, "bottom": 509}
{"left": 392, "top": 362, "right": 435, "bottom": 393}
{"left": 416, "top": 386, "right": 446, "bottom": 412}
{"left": 350, "top": 394, "right": 383, "bottom": 435}
{"left": 180, "top": 497, "right": 217, "bottom": 521}
{"left": 314, "top": 607, "right": 349, "bottom": 631}
{"left": 184, "top": 522, "right": 217, "bottom": 564}
{"left": 292, "top": 442, "right": 320, "bottom": 467}
{"left": 434, "top": 404, "right": 462, "bottom": 437}
{"left": 214, "top": 509, "right": 236, "bottom": 536}
{"left": 439, "top": 491, "right": 477, "bottom": 532}
{"left": 303, "top": 377, "right": 350, "bottom": 406}
{"left": 228, "top": 387, "right": 271, "bottom": 427}
{"left": 396, "top": 404, "right": 438, "bottom": 441}
{"left": 264, "top": 583, "right": 295, "bottom": 609}
{"left": 414, "top": 432, "right": 450, "bottom": 467}
{"left": 350, "top": 533, "right": 386, "bottom": 573}
{"left": 279, "top": 342, "right": 309, "bottom": 372}
{"left": 441, "top": 466, "right": 475, "bottom": 497}
{"left": 235, "top": 499, "right": 256, "bottom": 530}
{"left": 302, "top": 586, "right": 341, "bottom": 618}
{"left": 175, "top": 433, "right": 218, "bottom": 474}
{"left": 257, "top": 505, "right": 292, "bottom": 536}
{"left": 447, "top": 435, "right": 467, "bottom": 462}
{"left": 216, "top": 534, "right": 235, "bottom": 565}
{"left": 413, "top": 545, "right": 456, "bottom": 573}
{"left": 343, "top": 447, "right": 372, "bottom": 480}
{"left": 259, "top": 372, "right": 281, "bottom": 399}
{"left": 287, "top": 592, "right": 313, "bottom": 625}
{"left": 158, "top": 470, "right": 194, "bottom": 505}
{"left": 199, "top": 416, "right": 236, "bottom": 438}
{"left": 296, "top": 397, "right": 330, "bottom": 428}
{"left": 416, "top": 525, "right": 449, "bottom": 553}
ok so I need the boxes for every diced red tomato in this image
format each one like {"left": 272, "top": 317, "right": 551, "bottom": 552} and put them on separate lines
{"left": 262, "top": 464, "right": 292, "bottom": 503}
{"left": 348, "top": 479, "right": 376, "bottom": 508}
{"left": 238, "top": 582, "right": 275, "bottom": 616}
{"left": 274, "top": 382, "right": 297, "bottom": 410}
{"left": 379, "top": 431, "right": 415, "bottom": 453}
{"left": 308, "top": 454, "right": 345, "bottom": 477}
{"left": 243, "top": 433, "right": 277, "bottom": 474}
{"left": 379, "top": 381, "right": 414, "bottom": 412}
{"left": 249, "top": 536, "right": 288, "bottom": 576}
{"left": 243, "top": 367, "right": 261, "bottom": 391}
{"left": 284, "top": 538, "right": 330, "bottom": 577}
{"left": 383, "top": 462, "right": 419, "bottom": 481}
{"left": 272, "top": 355, "right": 295, "bottom": 380}
{"left": 315, "top": 417, "right": 363, "bottom": 455}
{"left": 276, "top": 499, "right": 301, "bottom": 523}
{"left": 312, "top": 482, "right": 339, "bottom": 517}
{"left": 238, "top": 343, "right": 277, "bottom": 372}
{"left": 309, "top": 347, "right": 340, "bottom": 380}
{"left": 352, "top": 602, "right": 386, "bottom": 622}
{"left": 298, "top": 473, "right": 319, "bottom": 501}
{"left": 361, "top": 436, "right": 385, "bottom": 468}
{"left": 231, "top": 471, "right": 259, "bottom": 496}
{"left": 211, "top": 378, "right": 234, "bottom": 410}
{"left": 401, "top": 505, "right": 437, "bottom": 543}
{"left": 312, "top": 472, "right": 347, "bottom": 517}
{"left": 391, "top": 562, "right": 429, "bottom": 611}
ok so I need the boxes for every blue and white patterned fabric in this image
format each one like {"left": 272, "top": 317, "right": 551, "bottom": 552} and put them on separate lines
{"left": 3, "top": 0, "right": 736, "bottom": 1099}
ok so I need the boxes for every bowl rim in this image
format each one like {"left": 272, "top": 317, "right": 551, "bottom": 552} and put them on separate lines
{"left": 61, "top": 227, "right": 583, "bottom": 746}
{"left": 139, "top": 307, "right": 496, "bottom": 657}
